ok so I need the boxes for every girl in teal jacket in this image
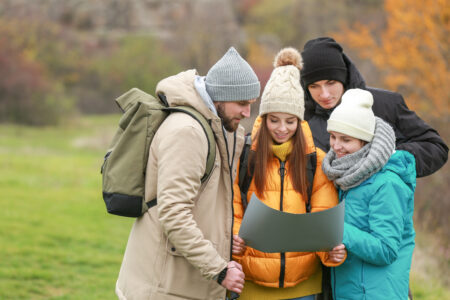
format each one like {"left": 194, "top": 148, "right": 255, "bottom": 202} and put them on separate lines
{"left": 321, "top": 88, "right": 416, "bottom": 300}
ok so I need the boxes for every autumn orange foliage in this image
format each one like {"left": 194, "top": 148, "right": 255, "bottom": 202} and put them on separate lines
{"left": 246, "top": 39, "right": 275, "bottom": 93}
{"left": 334, "top": 0, "right": 449, "bottom": 119}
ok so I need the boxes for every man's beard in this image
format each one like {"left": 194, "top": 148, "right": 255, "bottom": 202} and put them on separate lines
{"left": 217, "top": 103, "right": 239, "bottom": 132}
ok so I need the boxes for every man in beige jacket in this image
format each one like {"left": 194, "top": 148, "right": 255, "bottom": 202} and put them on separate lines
{"left": 115, "top": 47, "right": 260, "bottom": 300}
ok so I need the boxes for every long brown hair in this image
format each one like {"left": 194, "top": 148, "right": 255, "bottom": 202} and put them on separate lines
{"left": 250, "top": 115, "right": 308, "bottom": 197}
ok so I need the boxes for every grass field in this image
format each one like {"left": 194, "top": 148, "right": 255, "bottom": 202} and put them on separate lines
{"left": 0, "top": 115, "right": 448, "bottom": 299}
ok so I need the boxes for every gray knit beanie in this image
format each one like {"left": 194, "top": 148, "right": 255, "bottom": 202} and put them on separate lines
{"left": 259, "top": 47, "right": 305, "bottom": 120}
{"left": 205, "top": 47, "right": 260, "bottom": 102}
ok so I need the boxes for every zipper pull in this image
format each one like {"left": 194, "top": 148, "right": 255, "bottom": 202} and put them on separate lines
{"left": 279, "top": 161, "right": 286, "bottom": 177}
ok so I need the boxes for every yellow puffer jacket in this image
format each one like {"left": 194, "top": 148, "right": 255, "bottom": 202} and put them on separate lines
{"left": 233, "top": 120, "right": 342, "bottom": 288}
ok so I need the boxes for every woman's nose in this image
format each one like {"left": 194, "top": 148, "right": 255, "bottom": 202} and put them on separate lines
{"left": 333, "top": 140, "right": 341, "bottom": 150}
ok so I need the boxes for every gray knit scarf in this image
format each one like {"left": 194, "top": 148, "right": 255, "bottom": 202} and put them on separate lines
{"left": 322, "top": 117, "right": 396, "bottom": 191}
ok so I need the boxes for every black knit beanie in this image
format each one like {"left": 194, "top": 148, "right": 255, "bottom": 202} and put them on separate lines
{"left": 301, "top": 37, "right": 348, "bottom": 87}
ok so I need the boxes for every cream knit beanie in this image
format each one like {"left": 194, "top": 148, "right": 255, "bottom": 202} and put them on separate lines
{"left": 327, "top": 88, "right": 375, "bottom": 142}
{"left": 259, "top": 47, "right": 304, "bottom": 120}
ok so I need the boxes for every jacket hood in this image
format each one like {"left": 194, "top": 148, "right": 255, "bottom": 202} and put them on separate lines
{"left": 384, "top": 150, "right": 416, "bottom": 191}
{"left": 302, "top": 37, "right": 367, "bottom": 119}
{"left": 155, "top": 69, "right": 216, "bottom": 120}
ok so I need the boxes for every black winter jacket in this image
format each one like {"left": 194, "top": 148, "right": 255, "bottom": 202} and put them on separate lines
{"left": 302, "top": 48, "right": 448, "bottom": 178}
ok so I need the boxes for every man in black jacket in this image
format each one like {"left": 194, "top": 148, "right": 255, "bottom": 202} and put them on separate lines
{"left": 300, "top": 37, "right": 448, "bottom": 178}
{"left": 300, "top": 37, "right": 448, "bottom": 300}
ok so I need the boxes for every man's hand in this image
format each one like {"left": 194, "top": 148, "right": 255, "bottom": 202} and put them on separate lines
{"left": 220, "top": 261, "right": 245, "bottom": 294}
{"left": 232, "top": 235, "right": 246, "bottom": 255}
{"left": 327, "top": 244, "right": 346, "bottom": 263}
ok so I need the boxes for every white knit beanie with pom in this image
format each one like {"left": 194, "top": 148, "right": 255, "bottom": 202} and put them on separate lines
{"left": 259, "top": 47, "right": 305, "bottom": 120}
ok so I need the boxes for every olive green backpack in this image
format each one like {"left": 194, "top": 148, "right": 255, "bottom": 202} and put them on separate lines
{"left": 101, "top": 88, "right": 216, "bottom": 217}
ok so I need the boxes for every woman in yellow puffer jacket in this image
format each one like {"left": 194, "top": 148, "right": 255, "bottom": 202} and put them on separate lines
{"left": 232, "top": 48, "right": 346, "bottom": 300}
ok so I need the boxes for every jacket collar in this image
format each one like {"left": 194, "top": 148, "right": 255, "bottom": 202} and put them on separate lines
{"left": 314, "top": 104, "right": 334, "bottom": 118}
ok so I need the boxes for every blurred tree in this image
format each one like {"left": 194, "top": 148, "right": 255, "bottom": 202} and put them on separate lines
{"left": 0, "top": 18, "right": 75, "bottom": 125}
{"left": 163, "top": 0, "right": 242, "bottom": 75}
{"left": 333, "top": 0, "right": 450, "bottom": 258}
{"left": 0, "top": 11, "right": 184, "bottom": 117}
{"left": 231, "top": 0, "right": 264, "bottom": 24}
{"left": 244, "top": 0, "right": 297, "bottom": 47}
{"left": 333, "top": 0, "right": 449, "bottom": 119}
{"left": 239, "top": 0, "right": 382, "bottom": 53}
{"left": 236, "top": 0, "right": 383, "bottom": 96}
{"left": 81, "top": 34, "right": 182, "bottom": 113}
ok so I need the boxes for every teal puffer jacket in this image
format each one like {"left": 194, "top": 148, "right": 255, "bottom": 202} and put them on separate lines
{"left": 331, "top": 150, "right": 416, "bottom": 300}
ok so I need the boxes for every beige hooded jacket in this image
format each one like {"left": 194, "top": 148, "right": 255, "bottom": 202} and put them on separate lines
{"left": 115, "top": 70, "right": 245, "bottom": 300}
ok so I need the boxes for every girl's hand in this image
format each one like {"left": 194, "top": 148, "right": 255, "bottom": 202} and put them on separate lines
{"left": 232, "top": 235, "right": 246, "bottom": 255}
{"left": 328, "top": 244, "right": 346, "bottom": 263}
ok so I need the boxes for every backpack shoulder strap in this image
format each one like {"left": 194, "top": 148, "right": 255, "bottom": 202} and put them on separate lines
{"left": 305, "top": 149, "right": 317, "bottom": 213}
{"left": 165, "top": 106, "right": 216, "bottom": 183}
{"left": 238, "top": 133, "right": 253, "bottom": 210}
{"left": 301, "top": 121, "right": 317, "bottom": 213}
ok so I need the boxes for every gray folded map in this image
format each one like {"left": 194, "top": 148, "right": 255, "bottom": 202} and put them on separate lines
{"left": 238, "top": 193, "right": 345, "bottom": 253}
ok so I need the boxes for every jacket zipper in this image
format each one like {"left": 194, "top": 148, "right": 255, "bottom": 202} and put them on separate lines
{"left": 361, "top": 261, "right": 366, "bottom": 295}
{"left": 334, "top": 191, "right": 346, "bottom": 299}
{"left": 279, "top": 159, "right": 286, "bottom": 288}
{"left": 223, "top": 127, "right": 237, "bottom": 261}
{"left": 333, "top": 267, "right": 337, "bottom": 299}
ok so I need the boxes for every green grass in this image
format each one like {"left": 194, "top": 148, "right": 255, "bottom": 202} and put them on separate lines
{"left": 0, "top": 115, "right": 448, "bottom": 299}
{"left": 409, "top": 232, "right": 450, "bottom": 300}
{"left": 410, "top": 273, "right": 450, "bottom": 300}
{"left": 0, "top": 115, "right": 133, "bottom": 299}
